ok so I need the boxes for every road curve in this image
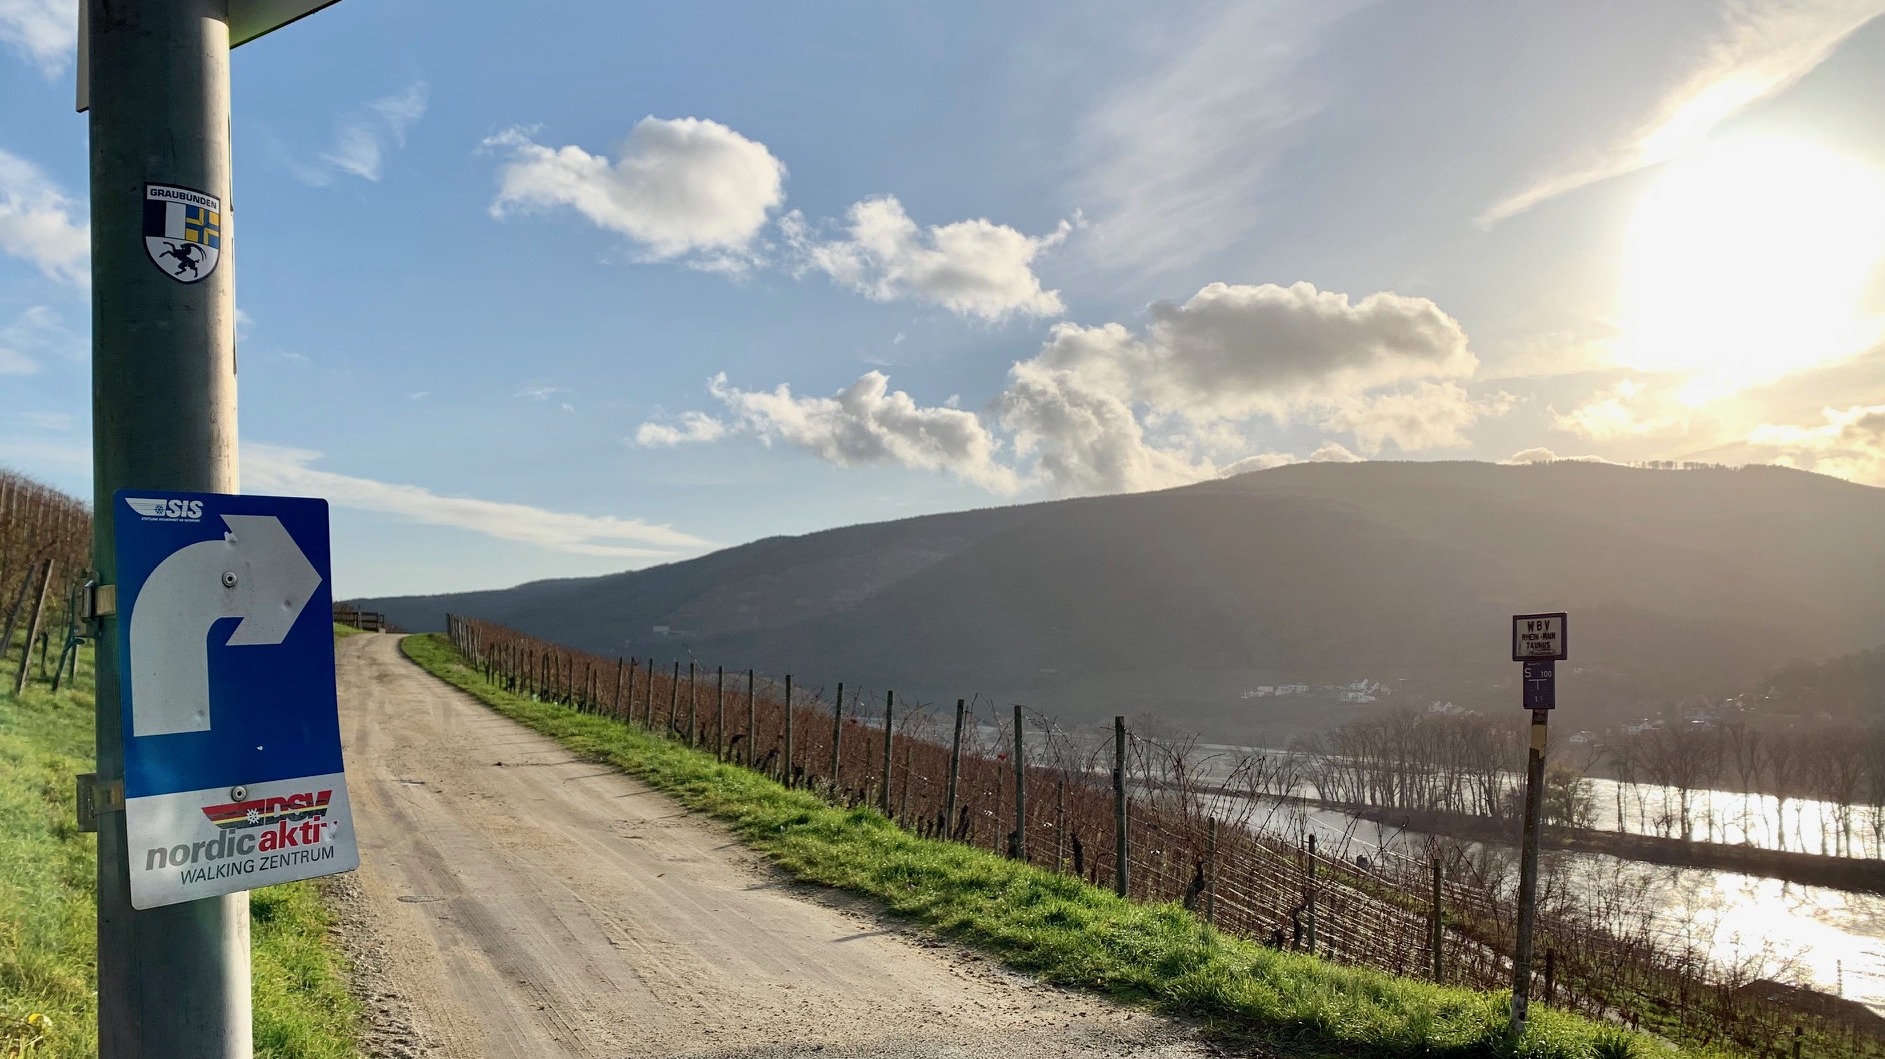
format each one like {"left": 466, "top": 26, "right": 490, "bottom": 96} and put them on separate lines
{"left": 334, "top": 633, "right": 1217, "bottom": 1059}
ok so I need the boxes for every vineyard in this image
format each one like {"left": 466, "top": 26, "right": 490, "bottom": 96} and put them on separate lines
{"left": 447, "top": 613, "right": 1885, "bottom": 1059}
{"left": 0, "top": 468, "right": 90, "bottom": 698}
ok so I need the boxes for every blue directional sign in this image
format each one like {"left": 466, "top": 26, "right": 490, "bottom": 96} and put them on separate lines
{"left": 114, "top": 490, "right": 356, "bottom": 909}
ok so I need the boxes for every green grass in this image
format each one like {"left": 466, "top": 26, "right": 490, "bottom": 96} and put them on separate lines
{"left": 0, "top": 639, "right": 360, "bottom": 1058}
{"left": 403, "top": 632, "right": 1723, "bottom": 1059}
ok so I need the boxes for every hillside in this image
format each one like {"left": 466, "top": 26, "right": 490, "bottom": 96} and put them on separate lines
{"left": 355, "top": 461, "right": 1885, "bottom": 741}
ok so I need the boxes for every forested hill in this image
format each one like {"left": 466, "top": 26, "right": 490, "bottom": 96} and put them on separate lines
{"left": 355, "top": 461, "right": 1885, "bottom": 742}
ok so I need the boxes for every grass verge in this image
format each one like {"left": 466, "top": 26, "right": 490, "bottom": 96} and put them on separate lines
{"left": 0, "top": 641, "right": 360, "bottom": 1058}
{"left": 402, "top": 632, "right": 1718, "bottom": 1059}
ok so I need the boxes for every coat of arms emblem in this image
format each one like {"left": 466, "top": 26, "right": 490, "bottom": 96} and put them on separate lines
{"left": 144, "top": 183, "right": 223, "bottom": 283}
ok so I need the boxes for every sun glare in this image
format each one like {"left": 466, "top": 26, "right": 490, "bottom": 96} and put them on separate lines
{"left": 1619, "top": 137, "right": 1885, "bottom": 404}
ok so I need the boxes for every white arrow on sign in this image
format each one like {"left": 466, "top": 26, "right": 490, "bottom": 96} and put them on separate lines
{"left": 128, "top": 514, "right": 322, "bottom": 737}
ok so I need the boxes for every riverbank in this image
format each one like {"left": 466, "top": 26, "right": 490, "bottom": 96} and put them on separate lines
{"left": 1337, "top": 802, "right": 1885, "bottom": 894}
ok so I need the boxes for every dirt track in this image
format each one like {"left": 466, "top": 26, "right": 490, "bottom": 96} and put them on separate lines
{"left": 335, "top": 633, "right": 1219, "bottom": 1058}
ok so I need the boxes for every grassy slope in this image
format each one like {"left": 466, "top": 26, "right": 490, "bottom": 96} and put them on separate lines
{"left": 402, "top": 632, "right": 1705, "bottom": 1059}
{"left": 0, "top": 636, "right": 360, "bottom": 1058}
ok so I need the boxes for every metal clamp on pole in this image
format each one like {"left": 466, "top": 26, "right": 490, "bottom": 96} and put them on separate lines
{"left": 76, "top": 773, "right": 125, "bottom": 833}
{"left": 84, "top": 581, "right": 116, "bottom": 625}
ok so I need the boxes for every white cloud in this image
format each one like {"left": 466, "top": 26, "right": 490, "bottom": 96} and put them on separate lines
{"left": 1218, "top": 452, "right": 1297, "bottom": 477}
{"left": 788, "top": 196, "right": 1069, "bottom": 321}
{"left": 0, "top": 304, "right": 75, "bottom": 374}
{"left": 242, "top": 443, "right": 708, "bottom": 558}
{"left": 1746, "top": 404, "right": 1885, "bottom": 484}
{"left": 292, "top": 83, "right": 429, "bottom": 186}
{"left": 486, "top": 117, "right": 786, "bottom": 266}
{"left": 1030, "top": 282, "right": 1475, "bottom": 423}
{"left": 1070, "top": 0, "right": 1364, "bottom": 272}
{"left": 1502, "top": 446, "right": 1614, "bottom": 465}
{"left": 702, "top": 371, "right": 1022, "bottom": 494}
{"left": 0, "top": 150, "right": 88, "bottom": 285}
{"left": 647, "top": 279, "right": 1486, "bottom": 498}
{"left": 998, "top": 358, "right": 1215, "bottom": 495}
{"left": 1322, "top": 382, "right": 1517, "bottom": 455}
{"left": 633, "top": 411, "right": 726, "bottom": 447}
{"left": 515, "top": 385, "right": 565, "bottom": 401}
{"left": 1553, "top": 379, "right": 1689, "bottom": 439}
{"left": 1481, "top": 1, "right": 1885, "bottom": 226}
{"left": 0, "top": 0, "right": 74, "bottom": 76}
{"left": 1307, "top": 441, "right": 1365, "bottom": 463}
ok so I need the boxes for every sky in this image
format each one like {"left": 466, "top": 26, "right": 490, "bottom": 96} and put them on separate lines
{"left": 5, "top": 0, "right": 1885, "bottom": 596}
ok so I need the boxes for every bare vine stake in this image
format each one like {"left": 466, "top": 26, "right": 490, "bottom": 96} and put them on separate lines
{"left": 746, "top": 669, "right": 756, "bottom": 767}
{"left": 614, "top": 658, "right": 625, "bottom": 719}
{"left": 687, "top": 661, "right": 697, "bottom": 744}
{"left": 831, "top": 682, "right": 844, "bottom": 787}
{"left": 715, "top": 666, "right": 725, "bottom": 758}
{"left": 880, "top": 690, "right": 894, "bottom": 816}
{"left": 1012, "top": 704, "right": 1026, "bottom": 861}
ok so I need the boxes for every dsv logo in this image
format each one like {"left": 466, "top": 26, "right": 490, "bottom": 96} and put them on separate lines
{"left": 124, "top": 497, "right": 204, "bottom": 521}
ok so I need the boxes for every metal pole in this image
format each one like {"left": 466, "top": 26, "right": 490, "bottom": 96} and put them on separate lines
{"left": 1510, "top": 708, "right": 1550, "bottom": 1036}
{"left": 1012, "top": 703, "right": 1026, "bottom": 861}
{"left": 944, "top": 699, "right": 965, "bottom": 834}
{"left": 90, "top": 1, "right": 249, "bottom": 1053}
{"left": 1113, "top": 715, "right": 1128, "bottom": 898}
{"left": 879, "top": 690, "right": 894, "bottom": 816}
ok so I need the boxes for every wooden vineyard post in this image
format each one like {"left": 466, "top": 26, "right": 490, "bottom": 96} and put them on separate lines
{"left": 614, "top": 658, "right": 625, "bottom": 719}
{"left": 687, "top": 661, "right": 697, "bottom": 744}
{"left": 1305, "top": 833, "right": 1318, "bottom": 956}
{"left": 12, "top": 558, "right": 53, "bottom": 695}
{"left": 715, "top": 666, "right": 725, "bottom": 758}
{"left": 830, "top": 682, "right": 844, "bottom": 789}
{"left": 783, "top": 675, "right": 794, "bottom": 785}
{"left": 1431, "top": 856, "right": 1444, "bottom": 981}
{"left": 1114, "top": 715, "right": 1128, "bottom": 898}
{"left": 667, "top": 661, "right": 680, "bottom": 733}
{"left": 1205, "top": 818, "right": 1219, "bottom": 925}
{"left": 1012, "top": 703, "right": 1026, "bottom": 861}
{"left": 945, "top": 699, "right": 965, "bottom": 837}
{"left": 1055, "top": 780, "right": 1067, "bottom": 873}
{"left": 879, "top": 691, "right": 894, "bottom": 816}
{"left": 746, "top": 669, "right": 756, "bottom": 767}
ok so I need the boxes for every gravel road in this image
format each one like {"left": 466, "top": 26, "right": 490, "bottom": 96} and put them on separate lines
{"left": 334, "top": 633, "right": 1221, "bottom": 1058}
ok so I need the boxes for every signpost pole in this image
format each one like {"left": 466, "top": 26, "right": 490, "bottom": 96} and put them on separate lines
{"left": 88, "top": 1, "right": 248, "bottom": 1054}
{"left": 1507, "top": 612, "right": 1564, "bottom": 1039}
{"left": 1510, "top": 705, "right": 1549, "bottom": 1035}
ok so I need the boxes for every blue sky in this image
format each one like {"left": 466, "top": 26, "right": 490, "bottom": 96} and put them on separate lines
{"left": 6, "top": 0, "right": 1885, "bottom": 595}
